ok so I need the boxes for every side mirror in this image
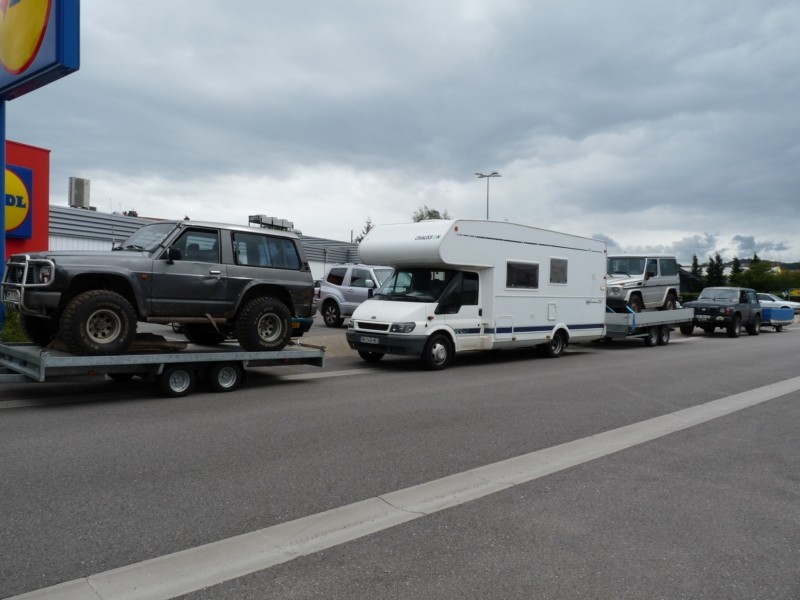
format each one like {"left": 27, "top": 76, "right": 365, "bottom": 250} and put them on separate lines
{"left": 167, "top": 247, "right": 182, "bottom": 264}
{"left": 365, "top": 280, "right": 375, "bottom": 289}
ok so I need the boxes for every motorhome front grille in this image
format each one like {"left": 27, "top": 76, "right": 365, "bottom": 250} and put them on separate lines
{"left": 356, "top": 322, "right": 390, "bottom": 332}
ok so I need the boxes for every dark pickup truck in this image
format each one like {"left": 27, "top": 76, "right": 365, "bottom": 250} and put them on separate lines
{"left": 2, "top": 220, "right": 316, "bottom": 355}
{"left": 680, "top": 286, "right": 762, "bottom": 338}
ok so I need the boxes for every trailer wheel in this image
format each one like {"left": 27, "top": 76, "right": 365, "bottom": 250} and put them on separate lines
{"left": 643, "top": 326, "right": 658, "bottom": 347}
{"left": 19, "top": 315, "right": 59, "bottom": 347}
{"left": 235, "top": 297, "right": 292, "bottom": 351}
{"left": 679, "top": 324, "right": 694, "bottom": 336}
{"left": 775, "top": 325, "right": 783, "bottom": 332}
{"left": 726, "top": 316, "right": 741, "bottom": 338}
{"left": 60, "top": 290, "right": 137, "bottom": 355}
{"left": 358, "top": 350, "right": 384, "bottom": 363}
{"left": 745, "top": 315, "right": 761, "bottom": 336}
{"left": 422, "top": 333, "right": 453, "bottom": 370}
{"left": 159, "top": 365, "right": 196, "bottom": 397}
{"left": 657, "top": 325, "right": 670, "bottom": 346}
{"left": 209, "top": 362, "right": 243, "bottom": 393}
{"left": 540, "top": 330, "right": 566, "bottom": 358}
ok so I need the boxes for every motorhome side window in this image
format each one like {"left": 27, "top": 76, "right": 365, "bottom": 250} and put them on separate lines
{"left": 232, "top": 232, "right": 301, "bottom": 269}
{"left": 550, "top": 258, "right": 568, "bottom": 284}
{"left": 506, "top": 262, "right": 539, "bottom": 289}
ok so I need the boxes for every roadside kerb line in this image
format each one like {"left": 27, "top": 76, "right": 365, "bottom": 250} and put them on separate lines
{"left": 10, "top": 375, "right": 800, "bottom": 600}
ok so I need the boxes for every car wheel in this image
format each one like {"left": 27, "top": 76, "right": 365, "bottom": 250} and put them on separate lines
{"left": 59, "top": 290, "right": 137, "bottom": 355}
{"left": 726, "top": 315, "right": 741, "bottom": 338}
{"left": 422, "top": 333, "right": 453, "bottom": 370}
{"left": 182, "top": 323, "right": 229, "bottom": 345}
{"left": 627, "top": 296, "right": 643, "bottom": 313}
{"left": 540, "top": 330, "right": 567, "bottom": 358}
{"left": 679, "top": 324, "right": 694, "bottom": 336}
{"left": 358, "top": 350, "right": 384, "bottom": 363}
{"left": 745, "top": 315, "right": 761, "bottom": 336}
{"left": 322, "top": 301, "right": 344, "bottom": 328}
{"left": 235, "top": 297, "right": 292, "bottom": 351}
{"left": 19, "top": 315, "right": 59, "bottom": 347}
{"left": 661, "top": 293, "right": 678, "bottom": 311}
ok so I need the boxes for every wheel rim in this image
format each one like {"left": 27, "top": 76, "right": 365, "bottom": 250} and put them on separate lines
{"left": 551, "top": 335, "right": 563, "bottom": 354}
{"left": 169, "top": 370, "right": 192, "bottom": 393}
{"left": 429, "top": 340, "right": 448, "bottom": 365}
{"left": 256, "top": 313, "right": 282, "bottom": 343}
{"left": 324, "top": 304, "right": 339, "bottom": 324}
{"left": 85, "top": 308, "right": 123, "bottom": 344}
{"left": 216, "top": 366, "right": 238, "bottom": 389}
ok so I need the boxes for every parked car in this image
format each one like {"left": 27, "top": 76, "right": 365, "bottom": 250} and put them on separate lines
{"left": 318, "top": 263, "right": 393, "bottom": 327}
{"left": 680, "top": 286, "right": 762, "bottom": 338}
{"left": 756, "top": 293, "right": 800, "bottom": 314}
{"left": 1, "top": 221, "right": 316, "bottom": 355}
{"left": 606, "top": 254, "right": 681, "bottom": 312}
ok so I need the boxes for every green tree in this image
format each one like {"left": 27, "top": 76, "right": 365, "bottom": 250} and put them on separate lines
{"left": 690, "top": 254, "right": 703, "bottom": 279}
{"left": 705, "top": 253, "right": 726, "bottom": 286}
{"left": 354, "top": 216, "right": 374, "bottom": 243}
{"left": 412, "top": 205, "right": 450, "bottom": 222}
{"left": 738, "top": 260, "right": 776, "bottom": 292}
{"left": 729, "top": 256, "right": 743, "bottom": 286}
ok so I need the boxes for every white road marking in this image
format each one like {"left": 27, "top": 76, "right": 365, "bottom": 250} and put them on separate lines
{"left": 10, "top": 375, "right": 800, "bottom": 600}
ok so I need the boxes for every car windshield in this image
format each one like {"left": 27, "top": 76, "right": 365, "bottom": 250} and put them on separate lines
{"left": 374, "top": 268, "right": 393, "bottom": 286}
{"left": 698, "top": 288, "right": 738, "bottom": 301}
{"left": 607, "top": 257, "right": 645, "bottom": 275}
{"left": 374, "top": 268, "right": 455, "bottom": 302}
{"left": 118, "top": 222, "right": 178, "bottom": 252}
{"left": 757, "top": 294, "right": 775, "bottom": 302}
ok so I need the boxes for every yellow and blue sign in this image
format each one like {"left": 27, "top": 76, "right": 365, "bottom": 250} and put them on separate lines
{"left": 5, "top": 164, "right": 32, "bottom": 238}
{"left": 0, "top": 0, "right": 78, "bottom": 100}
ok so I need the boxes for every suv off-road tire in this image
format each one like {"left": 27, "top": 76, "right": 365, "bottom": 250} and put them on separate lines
{"left": 322, "top": 300, "right": 344, "bottom": 328}
{"left": 726, "top": 315, "right": 741, "bottom": 338}
{"left": 182, "top": 323, "right": 229, "bottom": 346}
{"left": 745, "top": 315, "right": 761, "bottom": 336}
{"left": 59, "top": 290, "right": 137, "bottom": 356}
{"left": 235, "top": 297, "right": 292, "bottom": 351}
{"left": 661, "top": 292, "right": 678, "bottom": 311}
{"left": 627, "top": 296, "right": 643, "bottom": 313}
{"left": 19, "top": 315, "right": 59, "bottom": 347}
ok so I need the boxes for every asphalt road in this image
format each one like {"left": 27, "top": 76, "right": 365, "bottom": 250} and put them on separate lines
{"left": 1, "top": 323, "right": 798, "bottom": 599}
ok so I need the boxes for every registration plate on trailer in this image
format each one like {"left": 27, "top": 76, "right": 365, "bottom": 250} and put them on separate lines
{"left": 360, "top": 336, "right": 380, "bottom": 345}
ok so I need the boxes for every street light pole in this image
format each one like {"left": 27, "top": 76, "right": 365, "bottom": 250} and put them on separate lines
{"left": 475, "top": 171, "right": 501, "bottom": 220}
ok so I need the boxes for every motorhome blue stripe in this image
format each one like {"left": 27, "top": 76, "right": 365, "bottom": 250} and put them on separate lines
{"left": 485, "top": 323, "right": 605, "bottom": 334}
{"left": 455, "top": 233, "right": 605, "bottom": 254}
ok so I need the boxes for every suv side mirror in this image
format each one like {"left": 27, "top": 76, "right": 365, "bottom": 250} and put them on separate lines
{"left": 166, "top": 247, "right": 182, "bottom": 264}
{"left": 365, "top": 279, "right": 375, "bottom": 289}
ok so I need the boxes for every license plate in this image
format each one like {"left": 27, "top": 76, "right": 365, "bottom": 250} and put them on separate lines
{"left": 697, "top": 315, "right": 709, "bottom": 321}
{"left": 360, "top": 336, "right": 379, "bottom": 345}
{"left": 4, "top": 289, "right": 20, "bottom": 303}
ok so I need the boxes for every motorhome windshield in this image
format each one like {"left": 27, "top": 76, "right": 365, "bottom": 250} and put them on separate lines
{"left": 608, "top": 257, "right": 645, "bottom": 276}
{"left": 375, "top": 268, "right": 456, "bottom": 302}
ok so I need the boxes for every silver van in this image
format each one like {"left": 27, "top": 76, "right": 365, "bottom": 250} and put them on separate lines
{"left": 606, "top": 254, "right": 680, "bottom": 312}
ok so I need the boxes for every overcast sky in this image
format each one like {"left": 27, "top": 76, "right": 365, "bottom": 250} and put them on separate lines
{"left": 7, "top": 0, "right": 800, "bottom": 264}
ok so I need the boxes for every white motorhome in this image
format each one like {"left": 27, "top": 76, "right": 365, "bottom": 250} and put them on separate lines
{"left": 345, "top": 219, "right": 607, "bottom": 369}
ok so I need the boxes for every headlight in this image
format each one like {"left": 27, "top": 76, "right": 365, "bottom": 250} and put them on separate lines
{"left": 390, "top": 322, "right": 416, "bottom": 333}
{"left": 608, "top": 286, "right": 622, "bottom": 296}
{"left": 39, "top": 266, "right": 53, "bottom": 284}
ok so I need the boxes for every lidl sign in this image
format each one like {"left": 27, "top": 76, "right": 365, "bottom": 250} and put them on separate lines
{"left": 0, "top": 0, "right": 79, "bottom": 100}
{"left": 5, "top": 164, "right": 32, "bottom": 238}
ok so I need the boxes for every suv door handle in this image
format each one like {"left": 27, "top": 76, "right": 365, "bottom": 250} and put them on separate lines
{"left": 209, "top": 270, "right": 221, "bottom": 275}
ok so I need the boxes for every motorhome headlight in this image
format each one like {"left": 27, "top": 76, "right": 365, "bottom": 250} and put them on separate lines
{"left": 390, "top": 322, "right": 416, "bottom": 333}
{"left": 608, "top": 286, "right": 622, "bottom": 296}
{"left": 39, "top": 265, "right": 53, "bottom": 284}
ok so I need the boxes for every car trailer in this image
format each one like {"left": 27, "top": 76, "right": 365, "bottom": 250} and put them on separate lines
{"left": 602, "top": 307, "right": 695, "bottom": 346}
{"left": 0, "top": 342, "right": 325, "bottom": 397}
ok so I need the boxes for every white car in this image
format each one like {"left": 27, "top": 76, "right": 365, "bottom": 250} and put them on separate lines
{"left": 756, "top": 293, "right": 800, "bottom": 314}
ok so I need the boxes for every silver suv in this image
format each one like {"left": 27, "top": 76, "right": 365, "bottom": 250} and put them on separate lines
{"left": 318, "top": 263, "right": 393, "bottom": 327}
{"left": 606, "top": 254, "right": 680, "bottom": 312}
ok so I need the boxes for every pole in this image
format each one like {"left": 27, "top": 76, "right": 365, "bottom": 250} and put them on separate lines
{"left": 485, "top": 176, "right": 490, "bottom": 220}
{"left": 1, "top": 100, "right": 6, "bottom": 331}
